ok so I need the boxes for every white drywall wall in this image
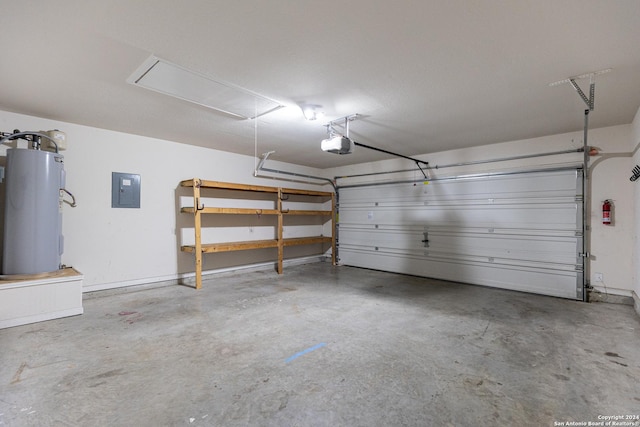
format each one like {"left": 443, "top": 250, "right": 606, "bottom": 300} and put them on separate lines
{"left": 0, "top": 110, "right": 332, "bottom": 290}
{"left": 328, "top": 125, "right": 635, "bottom": 296}
{"left": 631, "top": 106, "right": 640, "bottom": 304}
{"left": 588, "top": 125, "right": 634, "bottom": 296}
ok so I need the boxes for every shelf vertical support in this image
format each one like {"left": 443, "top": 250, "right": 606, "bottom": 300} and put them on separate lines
{"left": 193, "top": 178, "right": 203, "bottom": 289}
{"left": 277, "top": 187, "right": 284, "bottom": 274}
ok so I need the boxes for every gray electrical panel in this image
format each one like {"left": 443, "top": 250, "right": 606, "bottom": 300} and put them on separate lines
{"left": 112, "top": 172, "right": 141, "bottom": 208}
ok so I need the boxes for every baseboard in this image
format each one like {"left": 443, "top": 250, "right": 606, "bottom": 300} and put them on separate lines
{"left": 588, "top": 288, "right": 634, "bottom": 305}
{"left": 83, "top": 255, "right": 327, "bottom": 294}
{"left": 633, "top": 291, "right": 640, "bottom": 318}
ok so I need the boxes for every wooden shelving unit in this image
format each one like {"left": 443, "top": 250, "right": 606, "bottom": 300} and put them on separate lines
{"left": 180, "top": 178, "right": 336, "bottom": 289}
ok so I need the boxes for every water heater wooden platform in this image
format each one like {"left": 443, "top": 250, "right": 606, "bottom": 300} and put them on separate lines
{"left": 0, "top": 268, "right": 83, "bottom": 329}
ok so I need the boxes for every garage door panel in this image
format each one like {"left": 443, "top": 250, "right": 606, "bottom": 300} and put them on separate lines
{"left": 338, "top": 168, "right": 583, "bottom": 299}
{"left": 339, "top": 205, "right": 578, "bottom": 230}
{"left": 339, "top": 228, "right": 578, "bottom": 265}
{"left": 339, "top": 249, "right": 580, "bottom": 299}
{"left": 343, "top": 223, "right": 577, "bottom": 238}
{"left": 341, "top": 170, "right": 579, "bottom": 202}
{"left": 340, "top": 195, "right": 576, "bottom": 207}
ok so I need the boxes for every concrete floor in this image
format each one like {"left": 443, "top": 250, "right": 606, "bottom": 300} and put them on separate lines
{"left": 1, "top": 263, "right": 639, "bottom": 427}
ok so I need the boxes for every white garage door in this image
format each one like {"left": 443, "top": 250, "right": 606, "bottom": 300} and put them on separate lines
{"left": 337, "top": 168, "right": 584, "bottom": 300}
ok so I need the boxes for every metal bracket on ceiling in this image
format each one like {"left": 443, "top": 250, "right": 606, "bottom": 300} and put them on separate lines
{"left": 325, "top": 114, "right": 359, "bottom": 138}
{"left": 569, "top": 78, "right": 595, "bottom": 111}
{"left": 548, "top": 68, "right": 611, "bottom": 111}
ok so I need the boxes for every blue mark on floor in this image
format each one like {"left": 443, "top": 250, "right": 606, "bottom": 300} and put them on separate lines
{"left": 285, "top": 342, "right": 327, "bottom": 363}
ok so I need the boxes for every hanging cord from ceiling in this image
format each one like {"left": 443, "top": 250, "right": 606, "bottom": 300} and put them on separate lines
{"left": 254, "top": 97, "right": 258, "bottom": 174}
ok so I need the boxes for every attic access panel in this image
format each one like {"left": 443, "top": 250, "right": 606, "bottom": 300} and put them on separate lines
{"left": 127, "top": 56, "right": 284, "bottom": 119}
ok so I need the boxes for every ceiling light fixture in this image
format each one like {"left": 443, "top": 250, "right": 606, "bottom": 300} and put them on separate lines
{"left": 301, "top": 104, "right": 324, "bottom": 121}
{"left": 127, "top": 55, "right": 284, "bottom": 120}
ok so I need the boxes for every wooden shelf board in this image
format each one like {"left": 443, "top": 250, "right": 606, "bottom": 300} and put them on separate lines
{"left": 180, "top": 179, "right": 279, "bottom": 193}
{"left": 181, "top": 178, "right": 333, "bottom": 197}
{"left": 181, "top": 239, "right": 278, "bottom": 253}
{"left": 282, "top": 210, "right": 332, "bottom": 216}
{"left": 281, "top": 188, "right": 334, "bottom": 197}
{"left": 181, "top": 207, "right": 279, "bottom": 215}
{"left": 283, "top": 236, "right": 332, "bottom": 247}
{"left": 181, "top": 236, "right": 331, "bottom": 253}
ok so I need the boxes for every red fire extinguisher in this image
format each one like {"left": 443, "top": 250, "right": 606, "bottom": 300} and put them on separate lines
{"left": 602, "top": 200, "right": 612, "bottom": 225}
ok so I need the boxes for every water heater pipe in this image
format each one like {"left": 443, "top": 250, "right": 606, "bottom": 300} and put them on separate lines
{"left": 1, "top": 131, "right": 60, "bottom": 153}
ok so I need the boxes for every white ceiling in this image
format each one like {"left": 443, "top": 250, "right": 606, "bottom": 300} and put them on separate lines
{"left": 1, "top": 1, "right": 639, "bottom": 168}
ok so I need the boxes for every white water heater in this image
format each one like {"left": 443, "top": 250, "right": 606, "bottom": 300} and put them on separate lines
{"left": 2, "top": 130, "right": 75, "bottom": 275}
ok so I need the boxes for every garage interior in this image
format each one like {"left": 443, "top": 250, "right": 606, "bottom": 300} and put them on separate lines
{"left": 1, "top": 1, "right": 640, "bottom": 426}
